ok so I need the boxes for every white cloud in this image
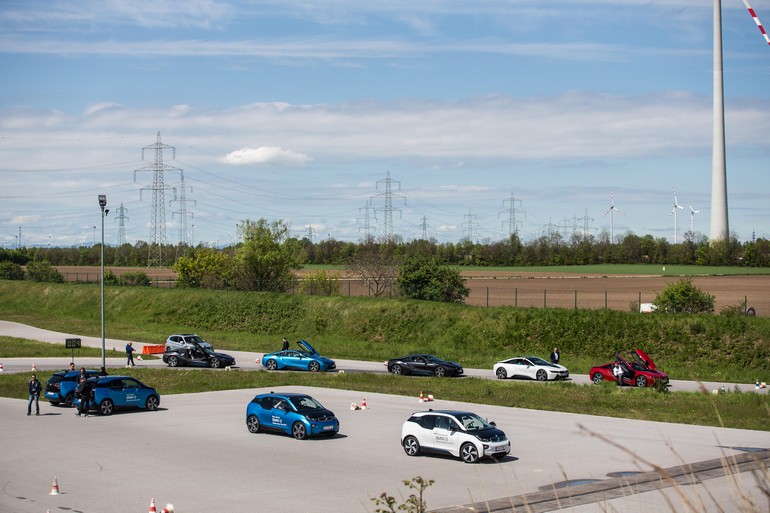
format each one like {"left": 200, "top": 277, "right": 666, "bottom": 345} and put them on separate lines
{"left": 221, "top": 146, "right": 313, "bottom": 166}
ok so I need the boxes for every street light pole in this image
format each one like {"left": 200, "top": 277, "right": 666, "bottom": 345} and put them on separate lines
{"left": 98, "top": 195, "right": 108, "bottom": 370}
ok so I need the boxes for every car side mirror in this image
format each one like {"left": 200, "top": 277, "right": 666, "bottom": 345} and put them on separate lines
{"left": 490, "top": 421, "right": 496, "bottom": 427}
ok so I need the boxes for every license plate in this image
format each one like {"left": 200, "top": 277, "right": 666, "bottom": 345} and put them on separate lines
{"left": 323, "top": 425, "right": 333, "bottom": 430}
{"left": 494, "top": 446, "right": 506, "bottom": 452}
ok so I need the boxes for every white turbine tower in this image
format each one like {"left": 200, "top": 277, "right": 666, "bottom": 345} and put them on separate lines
{"left": 688, "top": 203, "right": 703, "bottom": 235}
{"left": 603, "top": 192, "right": 623, "bottom": 243}
{"left": 670, "top": 189, "right": 685, "bottom": 244}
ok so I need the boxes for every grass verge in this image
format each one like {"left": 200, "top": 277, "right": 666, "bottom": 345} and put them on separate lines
{"left": 2, "top": 367, "right": 768, "bottom": 431}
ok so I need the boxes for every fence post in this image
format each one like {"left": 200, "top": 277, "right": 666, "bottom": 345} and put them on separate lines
{"left": 605, "top": 291, "right": 608, "bottom": 309}
{"left": 543, "top": 289, "right": 547, "bottom": 308}
{"left": 348, "top": 280, "right": 351, "bottom": 297}
{"left": 515, "top": 288, "right": 518, "bottom": 308}
{"left": 574, "top": 290, "right": 577, "bottom": 309}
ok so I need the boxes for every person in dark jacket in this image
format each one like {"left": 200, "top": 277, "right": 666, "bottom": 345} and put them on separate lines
{"left": 27, "top": 373, "right": 43, "bottom": 416}
{"left": 281, "top": 337, "right": 289, "bottom": 351}
{"left": 126, "top": 341, "right": 136, "bottom": 367}
{"left": 75, "top": 377, "right": 94, "bottom": 417}
{"left": 550, "top": 347, "right": 560, "bottom": 365}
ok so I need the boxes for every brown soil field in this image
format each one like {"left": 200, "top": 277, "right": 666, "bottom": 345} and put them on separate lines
{"left": 53, "top": 266, "right": 769, "bottom": 317}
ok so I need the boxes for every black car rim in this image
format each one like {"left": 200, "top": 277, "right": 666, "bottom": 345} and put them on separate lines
{"left": 461, "top": 443, "right": 479, "bottom": 463}
{"left": 403, "top": 436, "right": 420, "bottom": 456}
{"left": 247, "top": 415, "right": 261, "bottom": 433}
{"left": 292, "top": 422, "right": 307, "bottom": 440}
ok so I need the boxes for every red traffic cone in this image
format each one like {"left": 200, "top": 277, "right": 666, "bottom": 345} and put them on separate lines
{"left": 148, "top": 498, "right": 157, "bottom": 513}
{"left": 361, "top": 398, "right": 367, "bottom": 409}
{"left": 161, "top": 504, "right": 175, "bottom": 513}
{"left": 418, "top": 391, "right": 424, "bottom": 402}
{"left": 0, "top": 361, "right": 3, "bottom": 371}
{"left": 31, "top": 362, "right": 37, "bottom": 372}
{"left": 49, "top": 476, "right": 60, "bottom": 495}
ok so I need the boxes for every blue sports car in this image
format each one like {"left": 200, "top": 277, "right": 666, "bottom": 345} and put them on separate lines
{"left": 246, "top": 391, "right": 339, "bottom": 439}
{"left": 261, "top": 340, "right": 336, "bottom": 372}
{"left": 75, "top": 375, "right": 160, "bottom": 416}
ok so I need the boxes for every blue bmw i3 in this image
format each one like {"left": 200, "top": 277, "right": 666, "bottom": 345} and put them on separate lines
{"left": 246, "top": 392, "right": 339, "bottom": 440}
{"left": 75, "top": 375, "right": 160, "bottom": 416}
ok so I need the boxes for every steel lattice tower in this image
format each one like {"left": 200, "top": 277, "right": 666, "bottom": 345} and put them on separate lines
{"left": 114, "top": 203, "right": 129, "bottom": 246}
{"left": 171, "top": 173, "right": 196, "bottom": 250}
{"left": 371, "top": 171, "right": 406, "bottom": 241}
{"left": 462, "top": 210, "right": 478, "bottom": 242}
{"left": 134, "top": 132, "right": 180, "bottom": 267}
{"left": 499, "top": 194, "right": 525, "bottom": 237}
{"left": 420, "top": 216, "right": 429, "bottom": 240}
{"left": 357, "top": 199, "right": 375, "bottom": 241}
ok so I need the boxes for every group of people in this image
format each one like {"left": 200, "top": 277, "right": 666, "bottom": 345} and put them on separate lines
{"left": 26, "top": 362, "right": 109, "bottom": 417}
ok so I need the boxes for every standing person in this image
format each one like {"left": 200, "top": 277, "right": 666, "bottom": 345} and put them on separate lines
{"left": 27, "top": 373, "right": 43, "bottom": 416}
{"left": 550, "top": 347, "right": 560, "bottom": 365}
{"left": 78, "top": 367, "right": 87, "bottom": 381}
{"left": 126, "top": 341, "right": 136, "bottom": 367}
{"left": 68, "top": 362, "right": 76, "bottom": 372}
{"left": 281, "top": 337, "right": 289, "bottom": 351}
{"left": 612, "top": 362, "right": 624, "bottom": 387}
{"left": 75, "top": 376, "right": 94, "bottom": 417}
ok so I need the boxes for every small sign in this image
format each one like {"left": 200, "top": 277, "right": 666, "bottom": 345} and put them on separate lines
{"left": 65, "top": 338, "right": 81, "bottom": 349}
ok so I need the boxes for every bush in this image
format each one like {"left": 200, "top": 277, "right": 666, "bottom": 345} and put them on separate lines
{"left": 0, "top": 261, "right": 24, "bottom": 280}
{"left": 120, "top": 271, "right": 151, "bottom": 286}
{"left": 298, "top": 270, "right": 341, "bottom": 296}
{"left": 653, "top": 277, "right": 715, "bottom": 314}
{"left": 398, "top": 257, "right": 469, "bottom": 303}
{"left": 25, "top": 260, "right": 64, "bottom": 283}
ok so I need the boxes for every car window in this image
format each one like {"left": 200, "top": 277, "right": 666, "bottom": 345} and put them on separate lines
{"left": 291, "top": 396, "right": 323, "bottom": 411}
{"left": 417, "top": 415, "right": 437, "bottom": 430}
{"left": 434, "top": 416, "right": 454, "bottom": 430}
{"left": 123, "top": 378, "right": 140, "bottom": 388}
{"left": 456, "top": 413, "right": 490, "bottom": 431}
{"left": 273, "top": 399, "right": 291, "bottom": 411}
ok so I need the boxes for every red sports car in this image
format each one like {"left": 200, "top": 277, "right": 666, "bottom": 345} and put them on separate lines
{"left": 589, "top": 349, "right": 669, "bottom": 387}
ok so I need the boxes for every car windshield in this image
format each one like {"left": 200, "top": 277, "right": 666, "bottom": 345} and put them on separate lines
{"left": 452, "top": 412, "right": 493, "bottom": 431}
{"left": 527, "top": 356, "right": 550, "bottom": 366}
{"left": 289, "top": 396, "right": 325, "bottom": 412}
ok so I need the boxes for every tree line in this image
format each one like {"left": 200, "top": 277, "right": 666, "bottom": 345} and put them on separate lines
{"left": 2, "top": 227, "right": 768, "bottom": 269}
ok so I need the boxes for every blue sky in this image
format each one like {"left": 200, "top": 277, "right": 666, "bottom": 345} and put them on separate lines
{"left": 1, "top": 0, "right": 769, "bottom": 250}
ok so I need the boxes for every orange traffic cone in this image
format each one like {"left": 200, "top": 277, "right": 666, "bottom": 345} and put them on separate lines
{"left": 49, "top": 476, "right": 60, "bottom": 495}
{"left": 361, "top": 398, "right": 367, "bottom": 409}
{"left": 148, "top": 498, "right": 157, "bottom": 513}
{"left": 418, "top": 391, "right": 424, "bottom": 402}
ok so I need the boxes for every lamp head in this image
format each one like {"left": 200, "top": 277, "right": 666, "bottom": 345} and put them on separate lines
{"left": 98, "top": 195, "right": 107, "bottom": 208}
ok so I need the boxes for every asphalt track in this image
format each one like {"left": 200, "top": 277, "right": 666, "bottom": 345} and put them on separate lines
{"left": 1, "top": 321, "right": 769, "bottom": 513}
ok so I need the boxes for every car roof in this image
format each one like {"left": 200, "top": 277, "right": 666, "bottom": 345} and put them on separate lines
{"left": 257, "top": 392, "right": 308, "bottom": 398}
{"left": 411, "top": 409, "right": 473, "bottom": 416}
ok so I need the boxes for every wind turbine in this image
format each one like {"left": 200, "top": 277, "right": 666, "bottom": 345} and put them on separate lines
{"left": 688, "top": 203, "right": 703, "bottom": 234}
{"left": 603, "top": 192, "right": 623, "bottom": 243}
{"left": 670, "top": 189, "right": 685, "bottom": 244}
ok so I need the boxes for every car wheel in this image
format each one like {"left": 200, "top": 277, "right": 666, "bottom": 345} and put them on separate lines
{"left": 308, "top": 361, "right": 321, "bottom": 372}
{"left": 247, "top": 414, "right": 261, "bottom": 433}
{"left": 265, "top": 359, "right": 278, "bottom": 371}
{"left": 64, "top": 393, "right": 75, "bottom": 408}
{"left": 292, "top": 422, "right": 308, "bottom": 440}
{"left": 460, "top": 442, "right": 480, "bottom": 463}
{"left": 403, "top": 436, "right": 421, "bottom": 456}
{"left": 536, "top": 369, "right": 548, "bottom": 381}
{"left": 434, "top": 366, "right": 447, "bottom": 378}
{"left": 592, "top": 372, "right": 604, "bottom": 384}
{"left": 99, "top": 399, "right": 114, "bottom": 416}
{"left": 167, "top": 356, "right": 179, "bottom": 368}
{"left": 495, "top": 367, "right": 507, "bottom": 379}
{"left": 209, "top": 357, "right": 221, "bottom": 369}
{"left": 390, "top": 364, "right": 403, "bottom": 375}
{"left": 145, "top": 395, "right": 159, "bottom": 411}
{"left": 636, "top": 375, "right": 647, "bottom": 387}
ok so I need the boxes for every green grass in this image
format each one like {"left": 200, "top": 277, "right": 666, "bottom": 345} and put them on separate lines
{"left": 2, "top": 367, "right": 768, "bottom": 431}
{"left": 0, "top": 336, "right": 126, "bottom": 358}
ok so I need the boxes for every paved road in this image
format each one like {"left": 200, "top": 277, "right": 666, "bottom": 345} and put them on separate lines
{"left": 2, "top": 321, "right": 769, "bottom": 513}
{"left": 0, "top": 320, "right": 765, "bottom": 395}
{"left": 2, "top": 387, "right": 769, "bottom": 513}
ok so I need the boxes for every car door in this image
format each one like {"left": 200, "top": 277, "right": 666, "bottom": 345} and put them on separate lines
{"left": 120, "top": 378, "right": 144, "bottom": 407}
{"left": 279, "top": 350, "right": 304, "bottom": 370}
{"left": 520, "top": 358, "right": 537, "bottom": 379}
{"left": 267, "top": 397, "right": 294, "bottom": 431}
{"left": 432, "top": 415, "right": 461, "bottom": 455}
{"left": 409, "top": 356, "right": 429, "bottom": 375}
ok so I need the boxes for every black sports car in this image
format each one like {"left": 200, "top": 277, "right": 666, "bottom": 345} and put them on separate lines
{"left": 385, "top": 354, "right": 464, "bottom": 377}
{"left": 162, "top": 340, "right": 236, "bottom": 369}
